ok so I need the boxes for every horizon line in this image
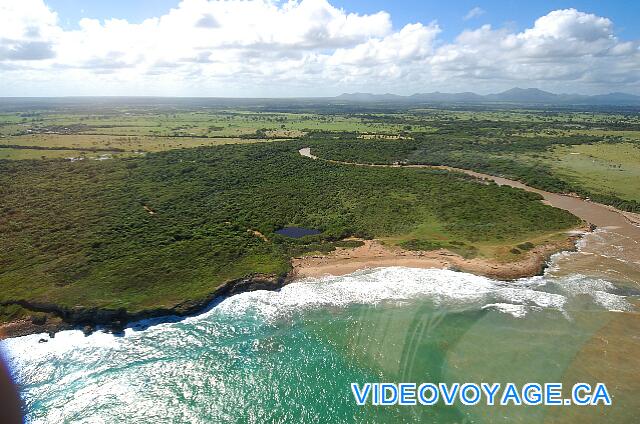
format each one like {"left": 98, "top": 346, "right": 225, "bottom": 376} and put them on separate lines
{"left": 1, "top": 88, "right": 639, "bottom": 100}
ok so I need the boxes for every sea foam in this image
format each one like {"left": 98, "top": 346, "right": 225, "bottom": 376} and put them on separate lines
{"left": 215, "top": 267, "right": 567, "bottom": 321}
{"left": 2, "top": 266, "right": 631, "bottom": 364}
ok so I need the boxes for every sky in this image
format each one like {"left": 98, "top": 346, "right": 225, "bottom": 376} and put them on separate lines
{"left": 1, "top": 0, "right": 639, "bottom": 97}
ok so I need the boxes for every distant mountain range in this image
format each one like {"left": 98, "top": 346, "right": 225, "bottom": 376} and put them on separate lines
{"left": 335, "top": 88, "right": 640, "bottom": 105}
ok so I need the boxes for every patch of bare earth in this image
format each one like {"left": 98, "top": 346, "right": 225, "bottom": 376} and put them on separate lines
{"left": 248, "top": 229, "right": 269, "bottom": 242}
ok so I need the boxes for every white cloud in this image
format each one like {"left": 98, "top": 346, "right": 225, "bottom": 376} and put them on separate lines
{"left": 0, "top": 2, "right": 638, "bottom": 96}
{"left": 463, "top": 7, "right": 485, "bottom": 21}
{"left": 429, "top": 9, "right": 640, "bottom": 92}
{"left": 0, "top": 0, "right": 60, "bottom": 61}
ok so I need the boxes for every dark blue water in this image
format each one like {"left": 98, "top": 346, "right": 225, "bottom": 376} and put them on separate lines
{"left": 275, "top": 226, "right": 321, "bottom": 238}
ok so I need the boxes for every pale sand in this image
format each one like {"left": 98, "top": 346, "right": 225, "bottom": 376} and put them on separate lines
{"left": 620, "top": 210, "right": 640, "bottom": 227}
{"left": 291, "top": 236, "right": 583, "bottom": 281}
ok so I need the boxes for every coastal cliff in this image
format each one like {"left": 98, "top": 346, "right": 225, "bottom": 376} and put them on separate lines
{"left": 0, "top": 273, "right": 290, "bottom": 339}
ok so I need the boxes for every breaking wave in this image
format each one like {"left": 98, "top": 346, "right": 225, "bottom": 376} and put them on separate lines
{"left": 215, "top": 266, "right": 629, "bottom": 321}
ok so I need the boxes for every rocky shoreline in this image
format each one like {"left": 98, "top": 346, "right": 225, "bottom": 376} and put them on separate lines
{"left": 0, "top": 273, "right": 291, "bottom": 340}
{"left": 0, "top": 227, "right": 590, "bottom": 340}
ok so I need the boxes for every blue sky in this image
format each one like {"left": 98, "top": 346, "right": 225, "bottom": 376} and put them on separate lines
{"left": 1, "top": 0, "right": 639, "bottom": 96}
{"left": 47, "top": 0, "right": 640, "bottom": 40}
{"left": 334, "top": 1, "right": 640, "bottom": 40}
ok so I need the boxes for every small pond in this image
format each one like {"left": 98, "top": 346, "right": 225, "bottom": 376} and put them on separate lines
{"left": 275, "top": 226, "right": 321, "bottom": 238}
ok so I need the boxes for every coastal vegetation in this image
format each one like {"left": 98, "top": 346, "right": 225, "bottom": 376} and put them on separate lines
{"left": 1, "top": 140, "right": 580, "bottom": 324}
{"left": 3, "top": 99, "right": 639, "bottom": 326}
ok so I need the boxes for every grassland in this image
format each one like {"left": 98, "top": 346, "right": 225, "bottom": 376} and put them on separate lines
{"left": 545, "top": 143, "right": 640, "bottom": 201}
{"left": 0, "top": 148, "right": 97, "bottom": 160}
{"left": 0, "top": 109, "right": 424, "bottom": 161}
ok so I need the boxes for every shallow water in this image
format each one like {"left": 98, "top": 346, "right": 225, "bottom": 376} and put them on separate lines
{"left": 2, "top": 228, "right": 639, "bottom": 423}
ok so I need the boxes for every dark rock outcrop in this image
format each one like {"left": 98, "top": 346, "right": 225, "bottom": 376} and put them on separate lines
{"left": 1, "top": 273, "right": 290, "bottom": 338}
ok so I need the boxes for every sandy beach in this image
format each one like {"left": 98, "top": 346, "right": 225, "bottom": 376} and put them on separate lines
{"left": 291, "top": 235, "right": 583, "bottom": 281}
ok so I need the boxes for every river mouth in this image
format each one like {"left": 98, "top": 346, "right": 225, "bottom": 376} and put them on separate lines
{"left": 299, "top": 147, "right": 640, "bottom": 240}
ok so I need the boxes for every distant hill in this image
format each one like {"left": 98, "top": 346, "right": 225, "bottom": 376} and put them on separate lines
{"left": 486, "top": 88, "right": 560, "bottom": 103}
{"left": 334, "top": 87, "right": 640, "bottom": 105}
{"left": 589, "top": 92, "right": 640, "bottom": 104}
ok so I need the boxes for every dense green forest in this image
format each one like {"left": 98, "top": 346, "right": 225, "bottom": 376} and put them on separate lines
{"left": 0, "top": 141, "right": 580, "bottom": 319}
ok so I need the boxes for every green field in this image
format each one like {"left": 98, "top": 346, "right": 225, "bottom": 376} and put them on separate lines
{"left": 0, "top": 148, "right": 103, "bottom": 160}
{"left": 546, "top": 143, "right": 640, "bottom": 201}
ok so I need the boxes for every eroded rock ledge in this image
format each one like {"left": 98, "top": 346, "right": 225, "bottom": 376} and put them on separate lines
{"left": 0, "top": 273, "right": 290, "bottom": 339}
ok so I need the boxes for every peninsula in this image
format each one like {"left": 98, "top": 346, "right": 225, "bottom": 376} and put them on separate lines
{"left": 2, "top": 99, "right": 639, "bottom": 338}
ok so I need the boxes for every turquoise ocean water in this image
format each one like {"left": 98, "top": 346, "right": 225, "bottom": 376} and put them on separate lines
{"left": 2, "top": 240, "right": 639, "bottom": 423}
